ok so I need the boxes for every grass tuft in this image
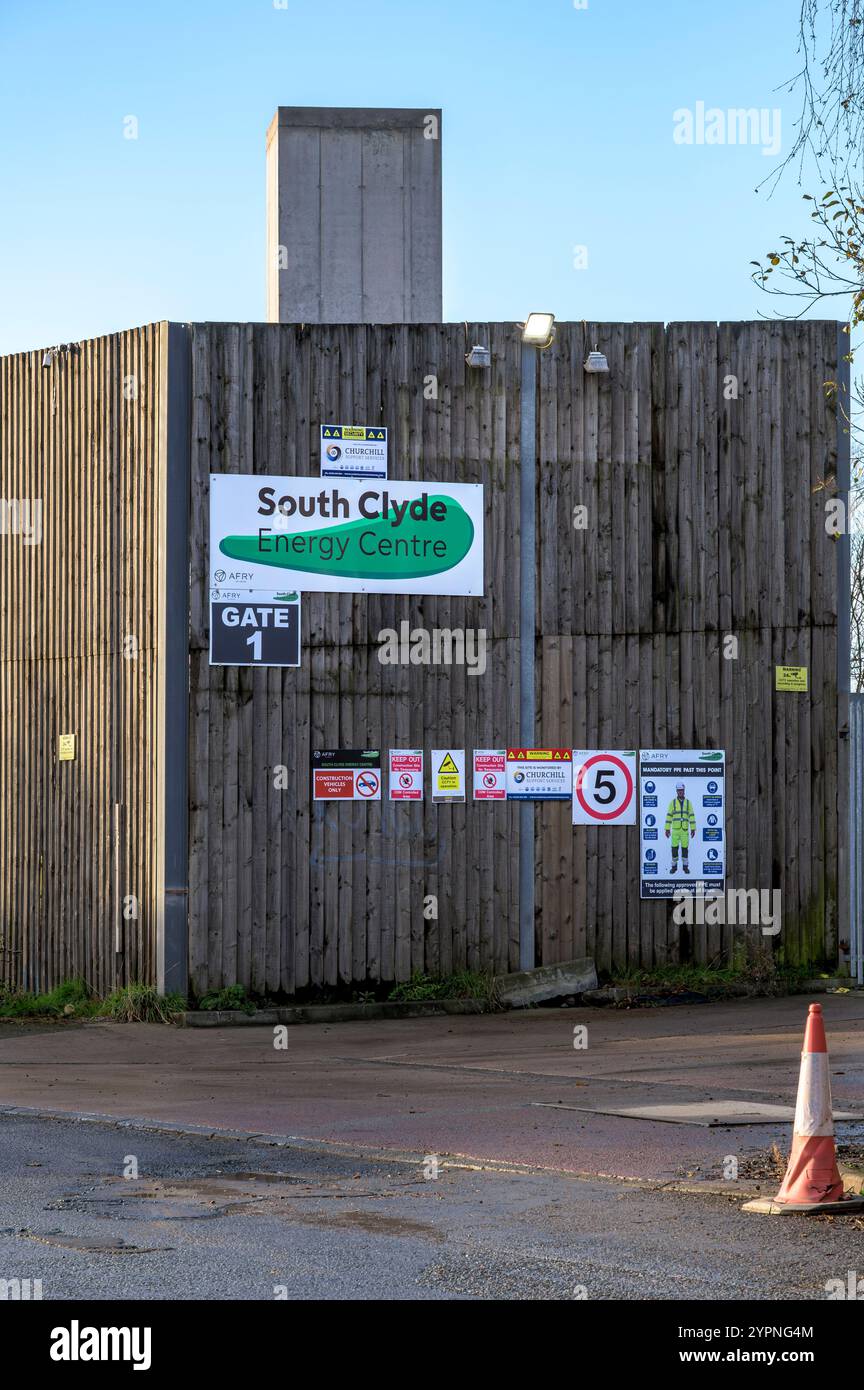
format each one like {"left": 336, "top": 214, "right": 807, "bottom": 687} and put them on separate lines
{"left": 388, "top": 969, "right": 498, "bottom": 1006}
{"left": 100, "top": 984, "right": 186, "bottom": 1024}
{"left": 0, "top": 977, "right": 97, "bottom": 1019}
{"left": 196, "top": 984, "right": 256, "bottom": 1014}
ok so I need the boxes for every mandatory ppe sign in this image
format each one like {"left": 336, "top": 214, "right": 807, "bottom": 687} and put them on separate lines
{"left": 312, "top": 750, "right": 382, "bottom": 801}
{"left": 639, "top": 749, "right": 726, "bottom": 898}
{"left": 209, "top": 599, "right": 300, "bottom": 668}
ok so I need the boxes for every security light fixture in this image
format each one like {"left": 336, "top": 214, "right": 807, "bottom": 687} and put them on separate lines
{"left": 42, "top": 351, "right": 53, "bottom": 368}
{"left": 521, "top": 313, "right": 556, "bottom": 349}
{"left": 465, "top": 344, "right": 491, "bottom": 368}
{"left": 584, "top": 347, "right": 609, "bottom": 373}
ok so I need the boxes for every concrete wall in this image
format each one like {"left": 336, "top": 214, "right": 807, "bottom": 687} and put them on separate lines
{"left": 266, "top": 107, "right": 442, "bottom": 324}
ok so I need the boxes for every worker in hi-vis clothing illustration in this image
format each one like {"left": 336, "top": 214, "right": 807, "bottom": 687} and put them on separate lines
{"left": 665, "top": 782, "right": 696, "bottom": 873}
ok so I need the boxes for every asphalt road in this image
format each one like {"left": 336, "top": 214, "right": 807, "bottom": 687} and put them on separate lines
{"left": 1, "top": 1112, "right": 862, "bottom": 1301}
{"left": 3, "top": 995, "right": 864, "bottom": 1184}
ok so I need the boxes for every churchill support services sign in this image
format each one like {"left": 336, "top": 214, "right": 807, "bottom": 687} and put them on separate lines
{"left": 210, "top": 475, "right": 484, "bottom": 596}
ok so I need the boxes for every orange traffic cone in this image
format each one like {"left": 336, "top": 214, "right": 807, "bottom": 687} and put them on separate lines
{"left": 743, "top": 1003, "right": 864, "bottom": 1215}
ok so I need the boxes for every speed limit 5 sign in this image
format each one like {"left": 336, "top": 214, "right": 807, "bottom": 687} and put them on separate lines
{"left": 572, "top": 750, "right": 637, "bottom": 825}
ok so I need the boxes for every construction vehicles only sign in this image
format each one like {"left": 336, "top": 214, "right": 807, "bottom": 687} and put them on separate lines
{"left": 312, "top": 750, "right": 382, "bottom": 802}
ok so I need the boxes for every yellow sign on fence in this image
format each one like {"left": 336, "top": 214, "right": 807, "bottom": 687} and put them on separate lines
{"left": 775, "top": 666, "right": 808, "bottom": 692}
{"left": 58, "top": 734, "right": 76, "bottom": 761}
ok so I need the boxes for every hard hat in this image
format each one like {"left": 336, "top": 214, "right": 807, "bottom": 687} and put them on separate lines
{"left": 676, "top": 782, "right": 685, "bottom": 791}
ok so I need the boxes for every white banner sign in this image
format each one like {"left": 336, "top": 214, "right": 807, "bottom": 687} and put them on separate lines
{"left": 210, "top": 475, "right": 483, "bottom": 597}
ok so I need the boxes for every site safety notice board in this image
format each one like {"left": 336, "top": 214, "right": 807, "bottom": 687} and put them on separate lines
{"left": 639, "top": 749, "right": 726, "bottom": 898}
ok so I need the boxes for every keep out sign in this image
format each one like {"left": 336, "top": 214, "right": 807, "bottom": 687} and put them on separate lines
{"left": 210, "top": 600, "right": 300, "bottom": 668}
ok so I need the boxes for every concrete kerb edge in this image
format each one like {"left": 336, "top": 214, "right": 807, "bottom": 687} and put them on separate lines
{"left": 173, "top": 999, "right": 491, "bottom": 1027}
{"left": 172, "top": 977, "right": 862, "bottom": 1026}
{"left": 742, "top": 1193, "right": 864, "bottom": 1215}
{"left": 9, "top": 1100, "right": 855, "bottom": 1206}
{"left": 582, "top": 979, "right": 860, "bottom": 1006}
{"left": 0, "top": 1101, "right": 627, "bottom": 1182}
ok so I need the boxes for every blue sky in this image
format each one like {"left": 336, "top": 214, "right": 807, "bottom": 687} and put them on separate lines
{"left": 0, "top": 0, "right": 828, "bottom": 354}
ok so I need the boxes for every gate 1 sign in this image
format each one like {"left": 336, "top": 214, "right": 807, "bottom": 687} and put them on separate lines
{"left": 210, "top": 474, "right": 483, "bottom": 597}
{"left": 389, "top": 750, "right": 423, "bottom": 801}
{"left": 505, "top": 749, "right": 573, "bottom": 800}
{"left": 209, "top": 598, "right": 300, "bottom": 668}
{"left": 312, "top": 750, "right": 382, "bottom": 802}
{"left": 639, "top": 749, "right": 726, "bottom": 898}
{"left": 572, "top": 751, "right": 637, "bottom": 825}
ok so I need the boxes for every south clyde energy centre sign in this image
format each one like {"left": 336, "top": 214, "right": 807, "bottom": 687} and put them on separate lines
{"left": 210, "top": 475, "right": 484, "bottom": 598}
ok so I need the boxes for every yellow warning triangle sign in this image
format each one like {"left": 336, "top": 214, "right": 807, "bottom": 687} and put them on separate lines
{"left": 438, "top": 752, "right": 459, "bottom": 774}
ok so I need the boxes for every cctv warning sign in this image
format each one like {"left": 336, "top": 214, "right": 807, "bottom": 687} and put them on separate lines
{"left": 432, "top": 749, "right": 465, "bottom": 803}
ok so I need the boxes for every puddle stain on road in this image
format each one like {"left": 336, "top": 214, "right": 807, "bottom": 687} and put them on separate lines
{"left": 13, "top": 1168, "right": 438, "bottom": 1246}
{"left": 289, "top": 1209, "right": 446, "bottom": 1240}
{"left": 6, "top": 1229, "right": 171, "bottom": 1254}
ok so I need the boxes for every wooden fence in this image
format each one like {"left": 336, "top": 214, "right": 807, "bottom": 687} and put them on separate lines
{"left": 187, "top": 320, "right": 847, "bottom": 993}
{"left": 0, "top": 325, "right": 164, "bottom": 993}
{"left": 0, "top": 319, "right": 847, "bottom": 994}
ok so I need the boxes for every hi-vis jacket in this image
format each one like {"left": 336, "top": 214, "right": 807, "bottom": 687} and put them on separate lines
{"left": 665, "top": 797, "right": 696, "bottom": 834}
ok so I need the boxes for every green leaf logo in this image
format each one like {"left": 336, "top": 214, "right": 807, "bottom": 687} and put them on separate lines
{"left": 220, "top": 495, "right": 474, "bottom": 581}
